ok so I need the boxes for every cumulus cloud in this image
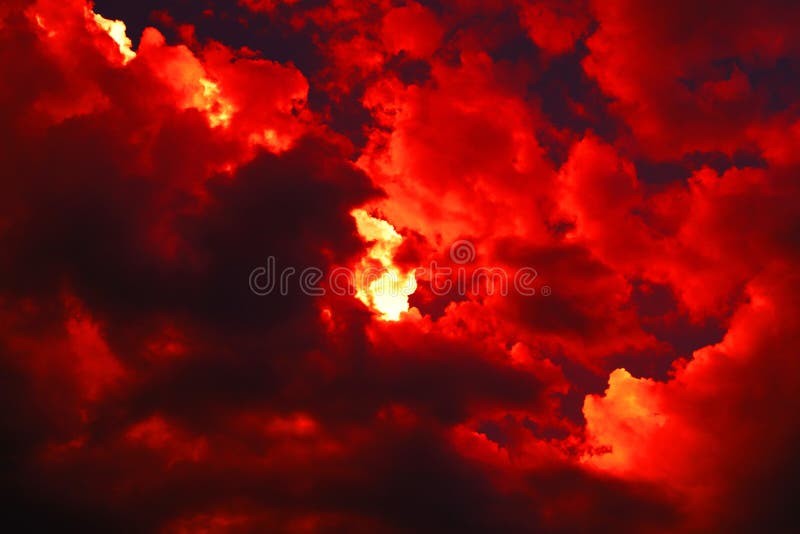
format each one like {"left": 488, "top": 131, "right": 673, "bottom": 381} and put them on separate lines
{"left": 1, "top": 0, "right": 799, "bottom": 531}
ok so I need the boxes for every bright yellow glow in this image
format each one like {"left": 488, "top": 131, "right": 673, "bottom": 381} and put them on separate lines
{"left": 198, "top": 78, "right": 235, "bottom": 128}
{"left": 90, "top": 10, "right": 137, "bottom": 64}
{"left": 32, "top": 13, "right": 56, "bottom": 37}
{"left": 352, "top": 209, "right": 417, "bottom": 321}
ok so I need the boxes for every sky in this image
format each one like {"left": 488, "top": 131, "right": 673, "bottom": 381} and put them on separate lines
{"left": 1, "top": 0, "right": 799, "bottom": 532}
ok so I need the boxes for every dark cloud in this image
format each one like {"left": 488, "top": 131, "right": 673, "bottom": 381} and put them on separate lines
{"left": 1, "top": 1, "right": 799, "bottom": 532}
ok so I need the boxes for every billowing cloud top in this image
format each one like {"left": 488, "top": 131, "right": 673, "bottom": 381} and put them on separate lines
{"left": 1, "top": 0, "right": 799, "bottom": 532}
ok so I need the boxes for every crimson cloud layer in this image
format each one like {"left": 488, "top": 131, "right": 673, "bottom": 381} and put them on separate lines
{"left": 1, "top": 1, "right": 799, "bottom": 532}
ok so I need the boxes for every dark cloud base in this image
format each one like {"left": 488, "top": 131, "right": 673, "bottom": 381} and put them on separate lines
{"left": 1, "top": 1, "right": 799, "bottom": 532}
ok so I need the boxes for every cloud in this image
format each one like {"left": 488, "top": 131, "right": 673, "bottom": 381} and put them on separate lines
{"left": 1, "top": 0, "right": 799, "bottom": 531}
{"left": 584, "top": 267, "right": 800, "bottom": 531}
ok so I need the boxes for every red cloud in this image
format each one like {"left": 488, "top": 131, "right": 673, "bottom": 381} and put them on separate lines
{"left": 1, "top": 0, "right": 799, "bottom": 531}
